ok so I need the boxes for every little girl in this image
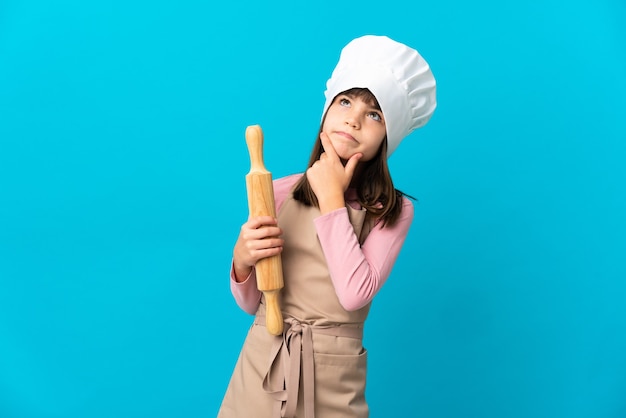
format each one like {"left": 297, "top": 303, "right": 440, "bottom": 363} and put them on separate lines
{"left": 218, "top": 35, "right": 437, "bottom": 418}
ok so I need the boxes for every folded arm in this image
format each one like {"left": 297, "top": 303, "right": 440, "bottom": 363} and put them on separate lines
{"left": 314, "top": 198, "right": 414, "bottom": 311}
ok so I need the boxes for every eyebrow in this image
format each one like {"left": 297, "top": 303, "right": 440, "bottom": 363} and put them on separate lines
{"left": 366, "top": 104, "right": 383, "bottom": 114}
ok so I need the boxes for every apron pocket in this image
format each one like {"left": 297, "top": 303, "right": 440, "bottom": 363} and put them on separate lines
{"left": 312, "top": 348, "right": 369, "bottom": 417}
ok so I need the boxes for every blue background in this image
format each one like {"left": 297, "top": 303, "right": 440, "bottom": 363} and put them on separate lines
{"left": 1, "top": 0, "right": 625, "bottom": 417}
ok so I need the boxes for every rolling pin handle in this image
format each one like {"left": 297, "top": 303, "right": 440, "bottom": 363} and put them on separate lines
{"left": 264, "top": 290, "right": 284, "bottom": 336}
{"left": 245, "top": 125, "right": 266, "bottom": 173}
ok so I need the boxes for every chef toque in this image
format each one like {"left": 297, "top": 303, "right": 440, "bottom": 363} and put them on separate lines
{"left": 323, "top": 35, "right": 437, "bottom": 156}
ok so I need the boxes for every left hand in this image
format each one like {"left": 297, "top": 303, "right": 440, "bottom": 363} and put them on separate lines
{"left": 306, "top": 132, "right": 362, "bottom": 213}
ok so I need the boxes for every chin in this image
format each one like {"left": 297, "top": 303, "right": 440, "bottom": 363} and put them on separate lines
{"left": 337, "top": 152, "right": 354, "bottom": 163}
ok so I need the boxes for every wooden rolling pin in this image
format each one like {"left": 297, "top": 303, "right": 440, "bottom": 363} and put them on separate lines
{"left": 245, "top": 125, "right": 284, "bottom": 336}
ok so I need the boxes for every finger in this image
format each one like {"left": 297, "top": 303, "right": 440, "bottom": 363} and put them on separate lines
{"left": 344, "top": 152, "right": 363, "bottom": 178}
{"left": 246, "top": 236, "right": 284, "bottom": 252}
{"left": 320, "top": 132, "right": 339, "bottom": 160}
{"left": 244, "top": 226, "right": 282, "bottom": 241}
{"left": 252, "top": 246, "right": 283, "bottom": 261}
{"left": 246, "top": 216, "right": 278, "bottom": 229}
{"left": 252, "top": 237, "right": 284, "bottom": 250}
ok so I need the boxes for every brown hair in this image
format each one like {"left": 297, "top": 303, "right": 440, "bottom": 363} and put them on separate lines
{"left": 292, "top": 88, "right": 412, "bottom": 228}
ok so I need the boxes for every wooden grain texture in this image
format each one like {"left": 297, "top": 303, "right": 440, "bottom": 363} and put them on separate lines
{"left": 245, "top": 125, "right": 284, "bottom": 336}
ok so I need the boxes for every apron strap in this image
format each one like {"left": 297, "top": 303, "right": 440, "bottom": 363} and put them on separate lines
{"left": 255, "top": 316, "right": 363, "bottom": 418}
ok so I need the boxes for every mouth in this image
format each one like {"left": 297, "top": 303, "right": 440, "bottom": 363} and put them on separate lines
{"left": 334, "top": 131, "right": 357, "bottom": 142}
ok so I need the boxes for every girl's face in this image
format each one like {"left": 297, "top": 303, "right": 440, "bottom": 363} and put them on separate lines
{"left": 321, "top": 93, "right": 386, "bottom": 162}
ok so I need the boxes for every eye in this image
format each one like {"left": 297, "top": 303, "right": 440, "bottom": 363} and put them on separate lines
{"left": 339, "top": 98, "right": 351, "bottom": 107}
{"left": 368, "top": 111, "right": 382, "bottom": 122}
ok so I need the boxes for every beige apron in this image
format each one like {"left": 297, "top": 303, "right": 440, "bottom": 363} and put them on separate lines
{"left": 219, "top": 193, "right": 374, "bottom": 418}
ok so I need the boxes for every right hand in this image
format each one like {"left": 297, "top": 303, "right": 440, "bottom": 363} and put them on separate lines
{"left": 233, "top": 216, "right": 283, "bottom": 282}
{"left": 306, "top": 132, "right": 362, "bottom": 214}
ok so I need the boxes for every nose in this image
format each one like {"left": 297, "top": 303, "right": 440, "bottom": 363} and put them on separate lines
{"left": 344, "top": 111, "right": 360, "bottom": 129}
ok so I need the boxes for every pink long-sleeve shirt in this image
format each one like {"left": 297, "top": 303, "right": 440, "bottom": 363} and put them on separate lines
{"left": 230, "top": 174, "right": 414, "bottom": 314}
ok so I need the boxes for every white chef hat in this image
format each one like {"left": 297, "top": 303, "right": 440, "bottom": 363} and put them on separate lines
{"left": 323, "top": 35, "right": 437, "bottom": 157}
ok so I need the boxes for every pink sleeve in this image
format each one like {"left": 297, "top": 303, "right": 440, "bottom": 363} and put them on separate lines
{"left": 228, "top": 174, "right": 303, "bottom": 314}
{"left": 229, "top": 264, "right": 261, "bottom": 315}
{"left": 313, "top": 197, "right": 414, "bottom": 311}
